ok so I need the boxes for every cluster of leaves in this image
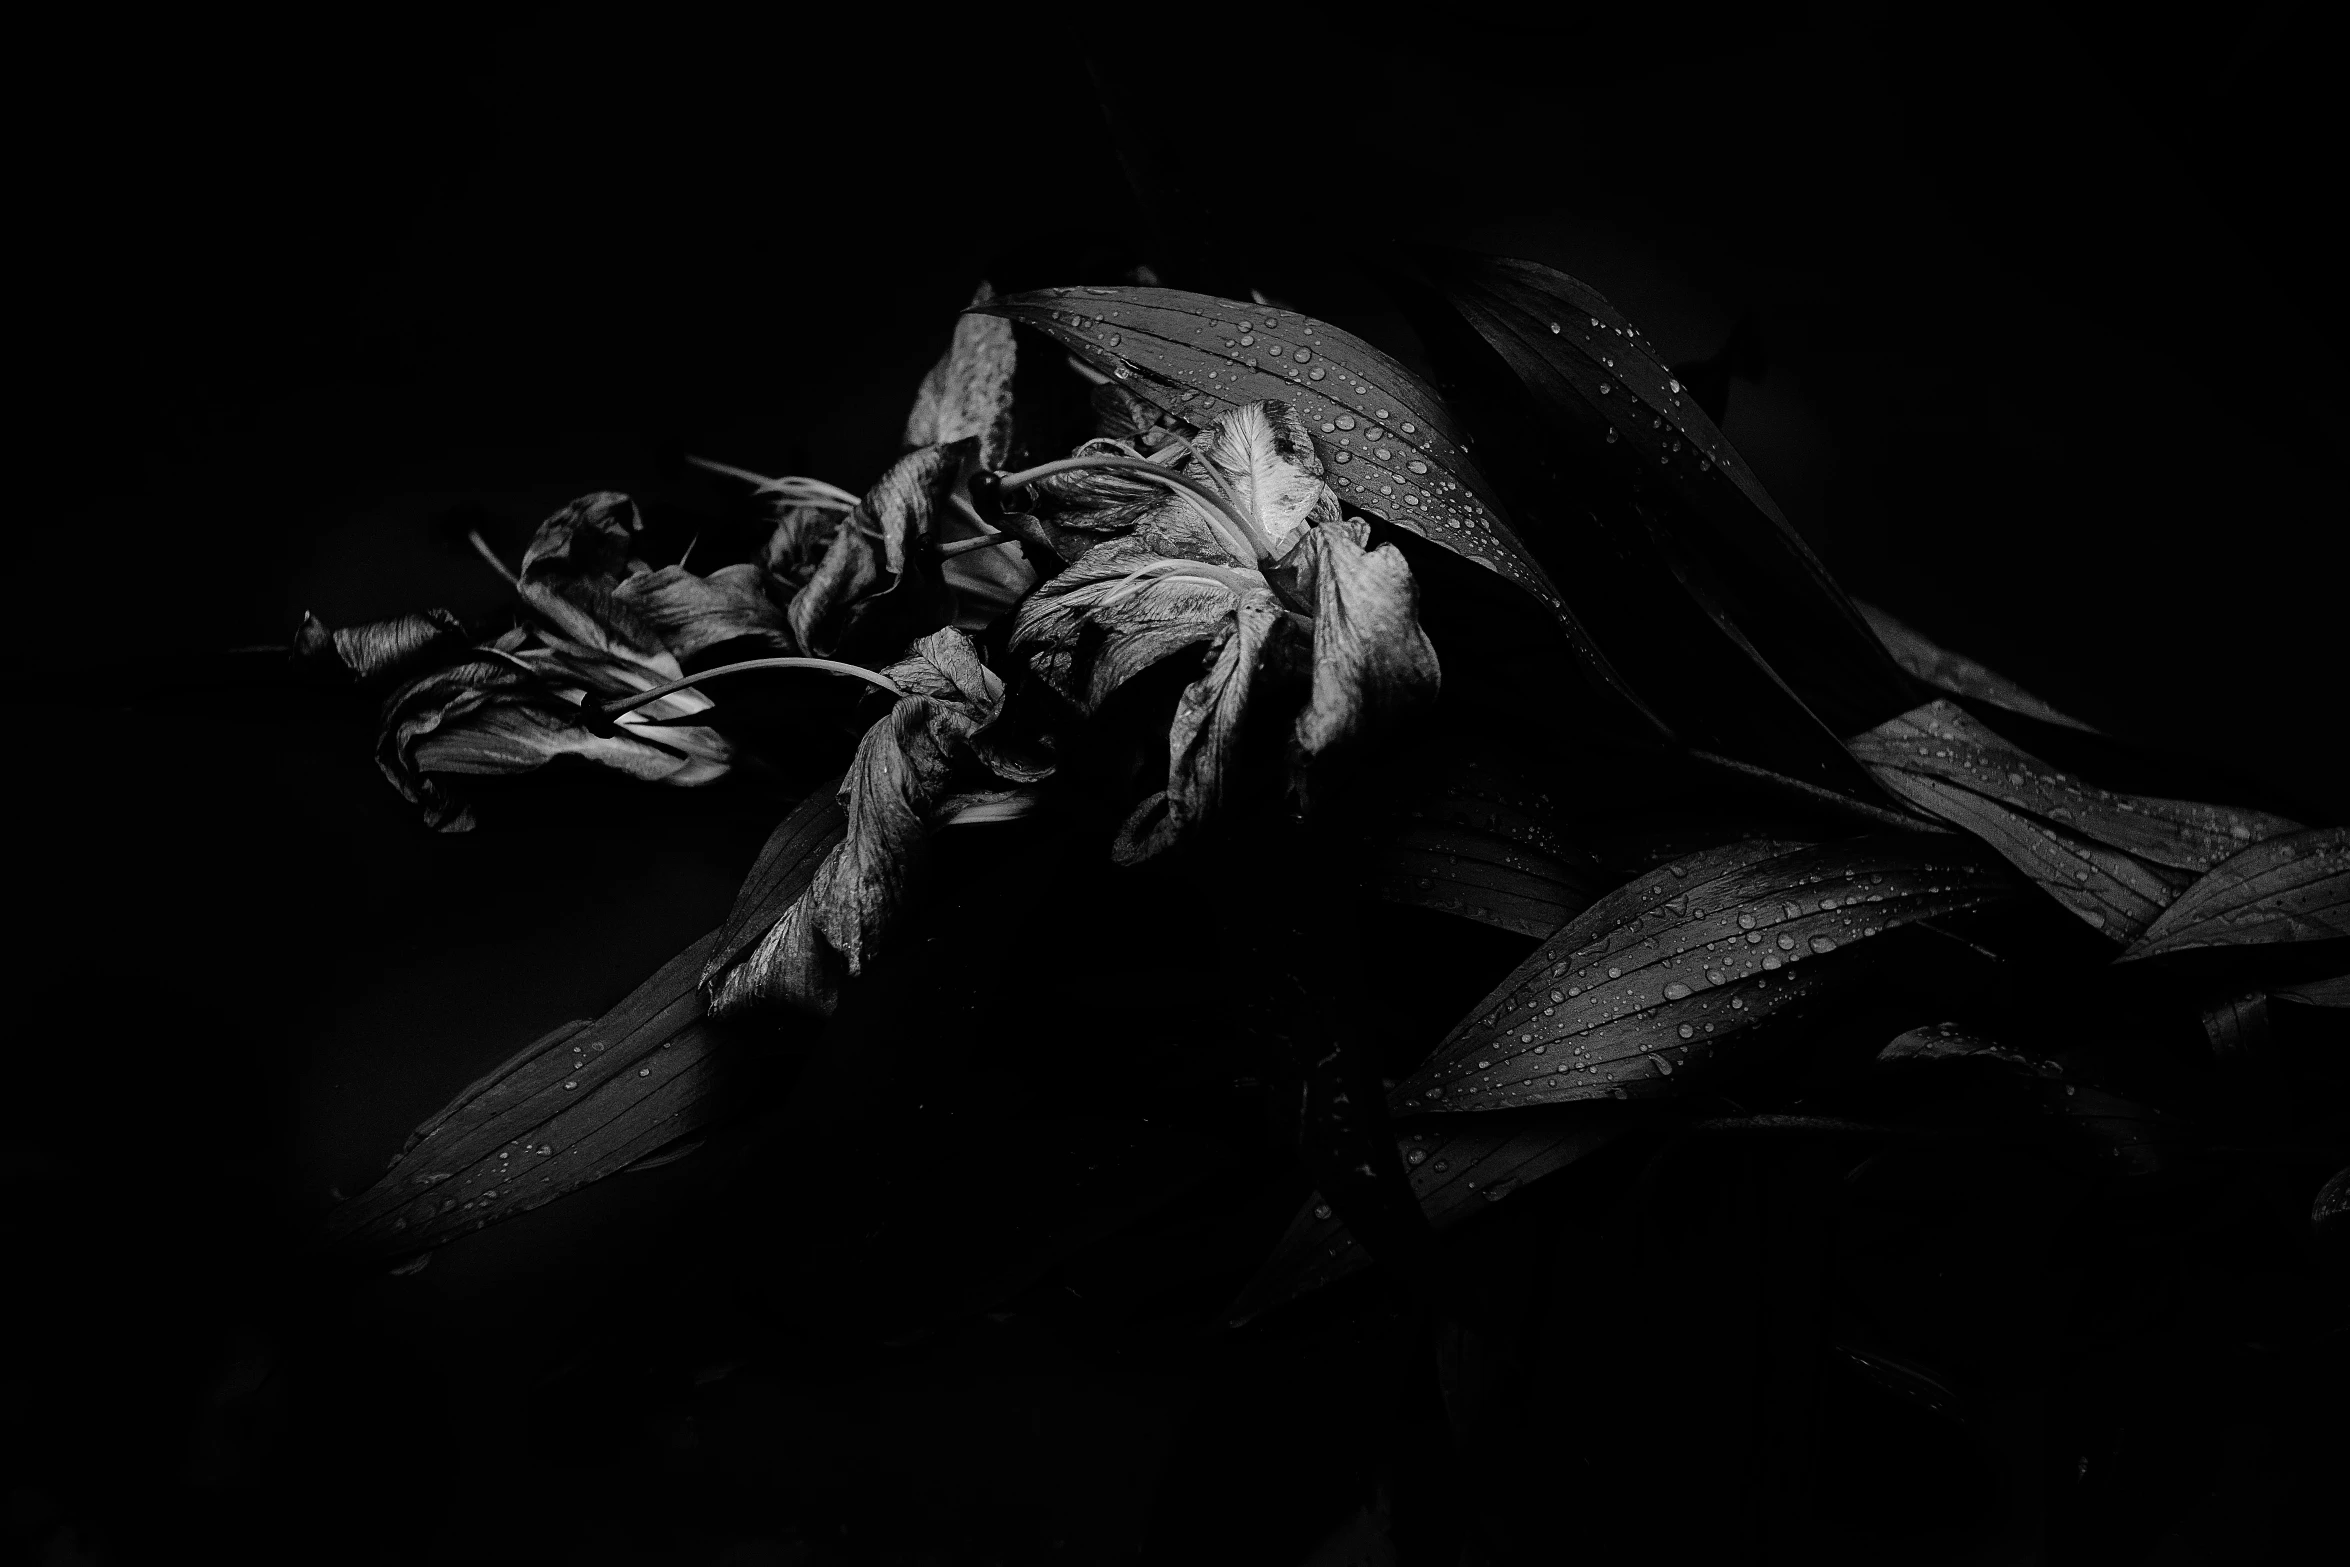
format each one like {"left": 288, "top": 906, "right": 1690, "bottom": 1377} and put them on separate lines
{"left": 304, "top": 258, "right": 2345, "bottom": 1561}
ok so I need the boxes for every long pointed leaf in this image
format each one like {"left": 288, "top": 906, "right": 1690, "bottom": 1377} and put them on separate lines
{"left": 974, "top": 286, "right": 1659, "bottom": 727}
{"left": 1390, "top": 838, "right": 2014, "bottom": 1114}
{"left": 2118, "top": 827, "right": 2350, "bottom": 961}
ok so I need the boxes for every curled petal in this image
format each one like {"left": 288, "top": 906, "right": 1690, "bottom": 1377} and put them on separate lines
{"left": 1010, "top": 539, "right": 1258, "bottom": 714}
{"left": 709, "top": 897, "right": 837, "bottom": 1018}
{"left": 1189, "top": 400, "right": 1341, "bottom": 558}
{"left": 787, "top": 442, "right": 965, "bottom": 658}
{"left": 1113, "top": 589, "right": 1282, "bottom": 865}
{"left": 904, "top": 282, "right": 1017, "bottom": 469}
{"left": 376, "top": 653, "right": 731, "bottom": 832}
{"left": 1291, "top": 518, "right": 1442, "bottom": 778}
{"left": 517, "top": 493, "right": 666, "bottom": 661}
{"left": 611, "top": 561, "right": 792, "bottom": 661}
{"left": 295, "top": 608, "right": 468, "bottom": 680}
{"left": 763, "top": 501, "right": 844, "bottom": 596}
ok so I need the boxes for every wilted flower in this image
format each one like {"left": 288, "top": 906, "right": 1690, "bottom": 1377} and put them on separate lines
{"left": 1005, "top": 399, "right": 1440, "bottom": 861}
{"left": 374, "top": 492, "right": 790, "bottom": 831}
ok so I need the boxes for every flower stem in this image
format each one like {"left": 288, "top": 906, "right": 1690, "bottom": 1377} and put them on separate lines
{"left": 685, "top": 455, "right": 861, "bottom": 510}
{"left": 938, "top": 531, "right": 1027, "bottom": 558}
{"left": 592, "top": 656, "right": 903, "bottom": 728}
{"left": 995, "top": 455, "right": 1277, "bottom": 568}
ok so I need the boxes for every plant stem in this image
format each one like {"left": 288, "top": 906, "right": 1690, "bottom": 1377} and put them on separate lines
{"left": 594, "top": 656, "right": 903, "bottom": 725}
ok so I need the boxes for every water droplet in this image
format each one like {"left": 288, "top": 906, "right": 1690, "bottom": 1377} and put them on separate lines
{"left": 1549, "top": 321, "right": 1562, "bottom": 333}
{"left": 1336, "top": 451, "right": 1351, "bottom": 463}
{"left": 1376, "top": 408, "right": 1390, "bottom": 418}
{"left": 1606, "top": 966, "right": 1622, "bottom": 978}
{"left": 1737, "top": 913, "right": 1756, "bottom": 930}
{"left": 1407, "top": 1148, "right": 1427, "bottom": 1165}
{"left": 1598, "top": 382, "right": 1612, "bottom": 395}
{"left": 1335, "top": 415, "right": 1356, "bottom": 430}
{"left": 1433, "top": 1160, "right": 1450, "bottom": 1173}
{"left": 1238, "top": 333, "right": 1254, "bottom": 346}
{"left": 638, "top": 1067, "right": 651, "bottom": 1077}
{"left": 1407, "top": 460, "right": 1428, "bottom": 473}
{"left": 1105, "top": 332, "right": 1121, "bottom": 346}
{"left": 1809, "top": 935, "right": 1838, "bottom": 954}
{"left": 1677, "top": 1023, "right": 1695, "bottom": 1040}
{"left": 1605, "top": 429, "right": 1618, "bottom": 444}
{"left": 1669, "top": 379, "right": 1682, "bottom": 393}
{"left": 1309, "top": 367, "right": 1326, "bottom": 380}
{"left": 1295, "top": 348, "right": 1312, "bottom": 362}
{"left": 1761, "top": 956, "right": 1782, "bottom": 970}
{"left": 1777, "top": 935, "right": 1796, "bottom": 950}
{"left": 1662, "top": 981, "right": 1692, "bottom": 1000}
{"left": 563, "top": 1080, "right": 578, "bottom": 1090}
{"left": 1313, "top": 1203, "right": 1333, "bottom": 1220}
{"left": 1400, "top": 421, "right": 1417, "bottom": 433}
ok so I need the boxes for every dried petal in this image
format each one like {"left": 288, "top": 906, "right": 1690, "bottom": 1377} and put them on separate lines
{"left": 1113, "top": 590, "right": 1282, "bottom": 865}
{"left": 763, "top": 500, "right": 844, "bottom": 595}
{"left": 376, "top": 652, "right": 730, "bottom": 832}
{"left": 295, "top": 608, "right": 469, "bottom": 680}
{"left": 1290, "top": 518, "right": 1441, "bottom": 774}
{"left": 611, "top": 561, "right": 792, "bottom": 660}
{"left": 904, "top": 282, "right": 1016, "bottom": 469}
{"left": 1011, "top": 538, "right": 1259, "bottom": 714}
{"left": 517, "top": 492, "right": 665, "bottom": 661}
{"left": 787, "top": 442, "right": 964, "bottom": 658}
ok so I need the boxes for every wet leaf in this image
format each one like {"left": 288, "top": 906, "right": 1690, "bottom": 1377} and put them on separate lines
{"left": 1867, "top": 1028, "right": 2187, "bottom": 1175}
{"left": 329, "top": 776, "right": 853, "bottom": 1257}
{"left": 1423, "top": 253, "right": 1915, "bottom": 739}
{"left": 325, "top": 941, "right": 727, "bottom": 1259}
{"left": 1227, "top": 1107, "right": 1623, "bottom": 1326}
{"left": 1851, "top": 701, "right": 2299, "bottom": 873}
{"left": 975, "top": 287, "right": 1577, "bottom": 632}
{"left": 1833, "top": 1344, "right": 1967, "bottom": 1423}
{"left": 2200, "top": 991, "right": 2277, "bottom": 1076}
{"left": 1367, "top": 821, "right": 1596, "bottom": 940}
{"left": 1389, "top": 837, "right": 2015, "bottom": 1114}
{"left": 2119, "top": 827, "right": 2350, "bottom": 961}
{"left": 1856, "top": 601, "right": 2096, "bottom": 733}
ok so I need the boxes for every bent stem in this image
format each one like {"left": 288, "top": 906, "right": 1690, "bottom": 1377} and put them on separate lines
{"left": 685, "top": 455, "right": 862, "bottom": 510}
{"left": 594, "top": 656, "right": 904, "bottom": 726}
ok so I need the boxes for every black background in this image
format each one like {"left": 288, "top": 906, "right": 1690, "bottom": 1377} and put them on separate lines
{"left": 14, "top": 4, "right": 2341, "bottom": 1564}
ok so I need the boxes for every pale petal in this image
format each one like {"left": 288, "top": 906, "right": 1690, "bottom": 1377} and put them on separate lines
{"left": 1291, "top": 518, "right": 1442, "bottom": 775}
{"left": 1010, "top": 538, "right": 1259, "bottom": 714}
{"left": 786, "top": 442, "right": 963, "bottom": 658}
{"left": 904, "top": 282, "right": 1017, "bottom": 469}
{"left": 1113, "top": 589, "right": 1283, "bottom": 865}
{"left": 611, "top": 561, "right": 793, "bottom": 661}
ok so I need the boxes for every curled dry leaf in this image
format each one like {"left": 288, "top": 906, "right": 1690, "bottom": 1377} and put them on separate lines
{"left": 1227, "top": 1108, "right": 1625, "bottom": 1326}
{"left": 705, "top": 629, "right": 1031, "bottom": 1018}
{"left": 1289, "top": 516, "right": 1442, "bottom": 787}
{"left": 903, "top": 283, "right": 1016, "bottom": 469}
{"left": 1390, "top": 837, "right": 2015, "bottom": 1114}
{"left": 1111, "top": 591, "right": 1281, "bottom": 865}
{"left": 294, "top": 608, "right": 468, "bottom": 680}
{"left": 2118, "top": 827, "right": 2350, "bottom": 961}
{"left": 1849, "top": 700, "right": 2302, "bottom": 940}
{"left": 975, "top": 288, "right": 1569, "bottom": 615}
{"left": 787, "top": 441, "right": 967, "bottom": 659}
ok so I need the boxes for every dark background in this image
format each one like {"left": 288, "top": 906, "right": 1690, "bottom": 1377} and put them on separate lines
{"left": 14, "top": 3, "right": 2340, "bottom": 1564}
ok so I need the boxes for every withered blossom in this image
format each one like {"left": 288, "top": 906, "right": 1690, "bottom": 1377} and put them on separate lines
{"left": 1008, "top": 399, "right": 1440, "bottom": 861}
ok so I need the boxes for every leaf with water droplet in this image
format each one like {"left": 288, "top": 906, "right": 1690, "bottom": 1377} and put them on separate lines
{"left": 1391, "top": 838, "right": 2015, "bottom": 1114}
{"left": 1866, "top": 1027, "right": 2185, "bottom": 1173}
{"left": 2271, "top": 972, "right": 2350, "bottom": 1008}
{"left": 1851, "top": 700, "right": 2300, "bottom": 873}
{"left": 970, "top": 287, "right": 1646, "bottom": 697}
{"left": 2118, "top": 826, "right": 2350, "bottom": 961}
{"left": 1420, "top": 254, "right": 1916, "bottom": 749}
{"left": 1226, "top": 1107, "right": 1624, "bottom": 1325}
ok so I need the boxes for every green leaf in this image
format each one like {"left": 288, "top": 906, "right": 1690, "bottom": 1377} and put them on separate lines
{"left": 1389, "top": 838, "right": 2014, "bottom": 1114}
{"left": 972, "top": 288, "right": 1580, "bottom": 638}
{"left": 1226, "top": 1108, "right": 1624, "bottom": 1326}
{"left": 2273, "top": 973, "right": 2350, "bottom": 1008}
{"left": 2118, "top": 827, "right": 2350, "bottom": 961}
{"left": 1367, "top": 819, "right": 1596, "bottom": 940}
